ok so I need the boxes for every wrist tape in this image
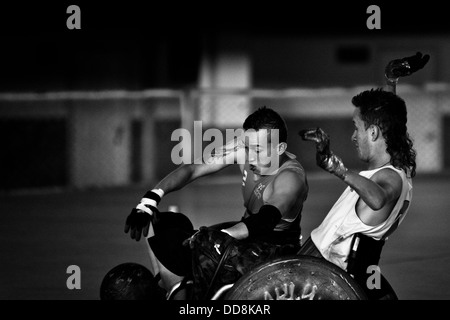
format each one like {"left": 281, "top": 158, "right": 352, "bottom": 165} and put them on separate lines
{"left": 136, "top": 188, "right": 164, "bottom": 215}
{"left": 385, "top": 73, "right": 399, "bottom": 85}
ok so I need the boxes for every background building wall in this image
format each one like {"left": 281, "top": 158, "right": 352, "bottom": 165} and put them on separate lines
{"left": 1, "top": 31, "right": 450, "bottom": 190}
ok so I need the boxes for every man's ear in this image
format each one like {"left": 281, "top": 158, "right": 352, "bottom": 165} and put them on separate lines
{"left": 369, "top": 124, "right": 381, "bottom": 141}
{"left": 277, "top": 142, "right": 287, "bottom": 155}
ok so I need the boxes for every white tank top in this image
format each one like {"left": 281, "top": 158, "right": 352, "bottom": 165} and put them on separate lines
{"left": 311, "top": 165, "right": 413, "bottom": 271}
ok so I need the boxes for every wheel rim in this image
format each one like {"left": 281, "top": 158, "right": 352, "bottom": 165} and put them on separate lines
{"left": 224, "top": 255, "right": 368, "bottom": 300}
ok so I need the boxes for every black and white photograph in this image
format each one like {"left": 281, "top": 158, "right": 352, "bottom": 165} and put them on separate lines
{"left": 1, "top": 1, "right": 449, "bottom": 308}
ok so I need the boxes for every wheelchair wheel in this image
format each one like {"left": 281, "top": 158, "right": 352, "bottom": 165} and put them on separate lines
{"left": 224, "top": 255, "right": 368, "bottom": 300}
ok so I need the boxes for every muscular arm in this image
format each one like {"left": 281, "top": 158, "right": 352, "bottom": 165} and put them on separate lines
{"left": 154, "top": 138, "right": 244, "bottom": 195}
{"left": 154, "top": 162, "right": 228, "bottom": 195}
{"left": 343, "top": 168, "right": 402, "bottom": 224}
{"left": 344, "top": 169, "right": 402, "bottom": 210}
{"left": 299, "top": 128, "right": 403, "bottom": 225}
{"left": 125, "top": 141, "right": 241, "bottom": 241}
{"left": 222, "top": 170, "right": 306, "bottom": 239}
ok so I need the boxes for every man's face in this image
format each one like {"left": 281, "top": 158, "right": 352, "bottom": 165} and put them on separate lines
{"left": 351, "top": 108, "right": 371, "bottom": 162}
{"left": 243, "top": 129, "right": 280, "bottom": 175}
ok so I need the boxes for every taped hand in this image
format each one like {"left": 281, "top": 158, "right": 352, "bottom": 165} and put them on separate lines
{"left": 124, "top": 207, "right": 154, "bottom": 241}
{"left": 299, "top": 127, "right": 348, "bottom": 180}
{"left": 385, "top": 52, "right": 430, "bottom": 82}
{"left": 124, "top": 189, "right": 162, "bottom": 241}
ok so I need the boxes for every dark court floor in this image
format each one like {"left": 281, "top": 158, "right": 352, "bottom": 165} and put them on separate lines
{"left": 1, "top": 173, "right": 449, "bottom": 300}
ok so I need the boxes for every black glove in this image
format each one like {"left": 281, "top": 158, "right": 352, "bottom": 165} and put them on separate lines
{"left": 385, "top": 52, "right": 430, "bottom": 82}
{"left": 124, "top": 207, "right": 156, "bottom": 241}
{"left": 299, "top": 127, "right": 348, "bottom": 180}
{"left": 124, "top": 189, "right": 162, "bottom": 241}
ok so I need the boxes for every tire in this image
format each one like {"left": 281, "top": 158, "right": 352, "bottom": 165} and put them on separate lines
{"left": 224, "top": 255, "right": 368, "bottom": 300}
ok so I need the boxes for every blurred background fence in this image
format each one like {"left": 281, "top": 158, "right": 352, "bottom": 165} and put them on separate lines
{"left": 1, "top": 84, "right": 449, "bottom": 192}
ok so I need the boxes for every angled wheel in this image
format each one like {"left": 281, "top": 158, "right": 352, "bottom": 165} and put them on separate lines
{"left": 224, "top": 255, "right": 368, "bottom": 300}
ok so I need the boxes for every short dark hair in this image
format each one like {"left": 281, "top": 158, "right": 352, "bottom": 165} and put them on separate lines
{"left": 243, "top": 106, "right": 288, "bottom": 143}
{"left": 351, "top": 88, "right": 416, "bottom": 177}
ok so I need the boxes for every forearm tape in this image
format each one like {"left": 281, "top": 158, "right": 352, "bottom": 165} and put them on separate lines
{"left": 243, "top": 205, "right": 282, "bottom": 238}
{"left": 385, "top": 74, "right": 399, "bottom": 86}
{"left": 136, "top": 188, "right": 164, "bottom": 214}
{"left": 142, "top": 189, "right": 163, "bottom": 205}
{"left": 326, "top": 154, "right": 348, "bottom": 180}
{"left": 318, "top": 152, "right": 348, "bottom": 180}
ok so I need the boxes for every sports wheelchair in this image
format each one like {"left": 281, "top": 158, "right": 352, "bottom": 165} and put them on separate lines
{"left": 168, "top": 227, "right": 398, "bottom": 301}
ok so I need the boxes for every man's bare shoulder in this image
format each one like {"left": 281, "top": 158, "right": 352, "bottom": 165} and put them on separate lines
{"left": 371, "top": 167, "right": 403, "bottom": 197}
{"left": 273, "top": 167, "right": 307, "bottom": 190}
{"left": 372, "top": 167, "right": 403, "bottom": 183}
